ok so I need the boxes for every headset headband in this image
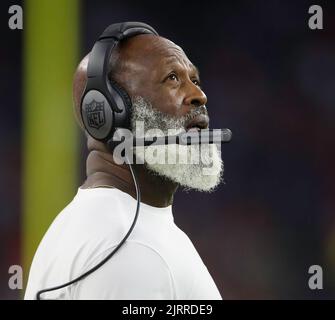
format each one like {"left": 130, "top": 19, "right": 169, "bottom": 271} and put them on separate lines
{"left": 87, "top": 22, "right": 158, "bottom": 80}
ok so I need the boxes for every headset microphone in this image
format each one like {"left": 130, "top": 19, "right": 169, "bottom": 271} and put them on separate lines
{"left": 137, "top": 128, "right": 232, "bottom": 146}
{"left": 109, "top": 128, "right": 232, "bottom": 149}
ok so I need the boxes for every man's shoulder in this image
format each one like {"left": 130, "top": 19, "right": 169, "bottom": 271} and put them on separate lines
{"left": 72, "top": 240, "right": 176, "bottom": 299}
{"left": 33, "top": 188, "right": 133, "bottom": 271}
{"left": 61, "top": 187, "right": 132, "bottom": 230}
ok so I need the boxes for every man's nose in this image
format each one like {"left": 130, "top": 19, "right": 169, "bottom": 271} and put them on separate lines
{"left": 183, "top": 83, "right": 207, "bottom": 108}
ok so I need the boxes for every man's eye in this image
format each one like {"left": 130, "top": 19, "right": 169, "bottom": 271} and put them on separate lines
{"left": 192, "top": 79, "right": 201, "bottom": 86}
{"left": 167, "top": 73, "right": 178, "bottom": 81}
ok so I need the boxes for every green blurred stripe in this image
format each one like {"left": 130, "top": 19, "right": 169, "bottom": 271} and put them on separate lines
{"left": 22, "top": 0, "right": 80, "bottom": 285}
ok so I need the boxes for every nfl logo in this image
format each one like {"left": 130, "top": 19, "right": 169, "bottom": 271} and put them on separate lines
{"left": 85, "top": 100, "right": 106, "bottom": 129}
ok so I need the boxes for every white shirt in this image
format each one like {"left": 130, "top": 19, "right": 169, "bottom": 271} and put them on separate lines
{"left": 24, "top": 187, "right": 222, "bottom": 300}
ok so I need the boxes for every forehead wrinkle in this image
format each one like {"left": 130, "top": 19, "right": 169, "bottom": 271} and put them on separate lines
{"left": 152, "top": 39, "right": 186, "bottom": 59}
{"left": 122, "top": 35, "right": 191, "bottom": 70}
{"left": 163, "top": 55, "right": 200, "bottom": 77}
{"left": 116, "top": 35, "right": 201, "bottom": 84}
{"left": 162, "top": 47, "right": 188, "bottom": 61}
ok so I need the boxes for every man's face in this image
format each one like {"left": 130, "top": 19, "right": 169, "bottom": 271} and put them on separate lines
{"left": 116, "top": 35, "right": 223, "bottom": 191}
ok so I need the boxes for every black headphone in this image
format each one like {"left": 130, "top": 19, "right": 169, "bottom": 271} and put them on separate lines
{"left": 80, "top": 22, "right": 158, "bottom": 144}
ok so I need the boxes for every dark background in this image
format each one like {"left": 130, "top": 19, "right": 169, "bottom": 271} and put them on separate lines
{"left": 1, "top": 0, "right": 335, "bottom": 299}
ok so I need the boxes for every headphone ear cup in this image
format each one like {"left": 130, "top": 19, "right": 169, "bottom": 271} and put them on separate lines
{"left": 80, "top": 90, "right": 115, "bottom": 141}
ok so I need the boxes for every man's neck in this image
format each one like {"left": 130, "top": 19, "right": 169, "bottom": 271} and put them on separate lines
{"left": 81, "top": 149, "right": 178, "bottom": 208}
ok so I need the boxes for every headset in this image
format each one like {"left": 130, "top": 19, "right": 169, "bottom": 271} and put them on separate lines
{"left": 80, "top": 21, "right": 159, "bottom": 144}
{"left": 36, "top": 21, "right": 232, "bottom": 299}
{"left": 79, "top": 21, "right": 231, "bottom": 148}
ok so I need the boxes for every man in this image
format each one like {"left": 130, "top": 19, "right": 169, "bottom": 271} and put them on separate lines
{"left": 24, "top": 25, "right": 224, "bottom": 299}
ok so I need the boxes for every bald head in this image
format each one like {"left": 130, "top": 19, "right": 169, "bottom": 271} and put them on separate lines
{"left": 72, "top": 33, "right": 206, "bottom": 138}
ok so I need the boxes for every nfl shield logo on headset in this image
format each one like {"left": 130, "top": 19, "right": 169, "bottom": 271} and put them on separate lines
{"left": 85, "top": 100, "right": 106, "bottom": 129}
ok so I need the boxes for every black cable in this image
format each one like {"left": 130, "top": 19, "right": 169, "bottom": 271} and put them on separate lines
{"left": 36, "top": 156, "right": 141, "bottom": 300}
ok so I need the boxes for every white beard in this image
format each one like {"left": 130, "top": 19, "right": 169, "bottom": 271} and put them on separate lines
{"left": 130, "top": 96, "right": 224, "bottom": 192}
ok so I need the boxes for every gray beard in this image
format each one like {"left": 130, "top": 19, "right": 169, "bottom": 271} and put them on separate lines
{"left": 130, "top": 96, "right": 224, "bottom": 192}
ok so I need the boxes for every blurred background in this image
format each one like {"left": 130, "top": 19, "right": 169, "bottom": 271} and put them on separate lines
{"left": 1, "top": 0, "right": 335, "bottom": 299}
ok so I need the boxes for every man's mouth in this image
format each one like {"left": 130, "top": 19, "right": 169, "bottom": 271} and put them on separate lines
{"left": 185, "top": 114, "right": 209, "bottom": 132}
